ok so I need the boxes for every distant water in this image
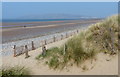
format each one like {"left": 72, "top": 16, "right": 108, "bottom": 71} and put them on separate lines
{"left": 2, "top": 19, "right": 82, "bottom": 23}
{"left": 1, "top": 19, "right": 85, "bottom": 28}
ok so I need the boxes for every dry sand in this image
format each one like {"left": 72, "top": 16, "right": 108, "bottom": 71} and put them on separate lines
{"left": 1, "top": 36, "right": 118, "bottom": 75}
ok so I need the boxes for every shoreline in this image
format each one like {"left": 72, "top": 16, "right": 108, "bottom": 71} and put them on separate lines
{"left": 1, "top": 17, "right": 118, "bottom": 75}
{"left": 2, "top": 19, "right": 101, "bottom": 29}
{"left": 2, "top": 28, "right": 83, "bottom": 56}
{"left": 2, "top": 26, "right": 87, "bottom": 44}
{"left": 2, "top": 19, "right": 100, "bottom": 44}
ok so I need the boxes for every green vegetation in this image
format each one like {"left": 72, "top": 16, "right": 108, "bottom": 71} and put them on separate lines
{"left": 36, "top": 15, "right": 119, "bottom": 70}
{"left": 0, "top": 66, "right": 30, "bottom": 77}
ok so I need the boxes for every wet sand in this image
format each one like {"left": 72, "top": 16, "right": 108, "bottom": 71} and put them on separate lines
{"left": 2, "top": 19, "right": 101, "bottom": 43}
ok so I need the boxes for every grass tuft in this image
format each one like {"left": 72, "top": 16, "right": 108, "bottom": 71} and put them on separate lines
{"left": 1, "top": 66, "right": 30, "bottom": 77}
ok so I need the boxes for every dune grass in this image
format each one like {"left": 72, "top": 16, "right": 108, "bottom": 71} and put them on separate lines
{"left": 85, "top": 15, "right": 119, "bottom": 54}
{"left": 0, "top": 66, "right": 30, "bottom": 77}
{"left": 36, "top": 15, "right": 119, "bottom": 70}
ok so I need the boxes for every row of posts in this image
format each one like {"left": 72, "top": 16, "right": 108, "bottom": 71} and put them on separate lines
{"left": 13, "top": 30, "right": 79, "bottom": 58}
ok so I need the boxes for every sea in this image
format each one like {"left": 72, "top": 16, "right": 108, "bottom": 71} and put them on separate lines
{"left": 2, "top": 19, "right": 81, "bottom": 22}
{"left": 1, "top": 19, "right": 87, "bottom": 28}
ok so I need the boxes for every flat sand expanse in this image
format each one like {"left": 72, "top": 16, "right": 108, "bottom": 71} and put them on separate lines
{"left": 2, "top": 36, "right": 118, "bottom": 75}
{"left": 2, "top": 20, "right": 100, "bottom": 43}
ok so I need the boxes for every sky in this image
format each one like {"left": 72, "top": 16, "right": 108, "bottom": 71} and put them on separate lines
{"left": 1, "top": 0, "right": 119, "bottom": 2}
{"left": 2, "top": 2, "right": 118, "bottom": 19}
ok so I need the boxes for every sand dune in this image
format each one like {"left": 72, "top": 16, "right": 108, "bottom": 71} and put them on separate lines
{"left": 2, "top": 36, "right": 118, "bottom": 75}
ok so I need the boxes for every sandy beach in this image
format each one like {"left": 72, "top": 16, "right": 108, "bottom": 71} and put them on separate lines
{"left": 2, "top": 19, "right": 100, "bottom": 43}
{"left": 1, "top": 18, "right": 118, "bottom": 75}
{"left": 1, "top": 2, "right": 118, "bottom": 76}
{"left": 1, "top": 19, "right": 118, "bottom": 75}
{"left": 2, "top": 36, "right": 118, "bottom": 75}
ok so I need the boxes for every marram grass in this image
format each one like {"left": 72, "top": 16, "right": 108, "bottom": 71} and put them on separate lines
{"left": 0, "top": 66, "right": 30, "bottom": 77}
{"left": 36, "top": 15, "right": 119, "bottom": 70}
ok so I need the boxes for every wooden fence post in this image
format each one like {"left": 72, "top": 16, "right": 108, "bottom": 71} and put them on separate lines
{"left": 40, "top": 41, "right": 41, "bottom": 47}
{"left": 32, "top": 41, "right": 35, "bottom": 50}
{"left": 63, "top": 44, "right": 67, "bottom": 55}
{"left": 44, "top": 40, "right": 47, "bottom": 45}
{"left": 53, "top": 36, "right": 56, "bottom": 42}
{"left": 50, "top": 38, "right": 53, "bottom": 43}
{"left": 77, "top": 30, "right": 79, "bottom": 33}
{"left": 25, "top": 45, "right": 30, "bottom": 58}
{"left": 13, "top": 45, "right": 16, "bottom": 57}
{"left": 66, "top": 33, "right": 68, "bottom": 38}
{"left": 42, "top": 45, "right": 47, "bottom": 56}
{"left": 61, "top": 34, "right": 63, "bottom": 40}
